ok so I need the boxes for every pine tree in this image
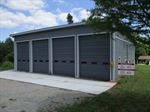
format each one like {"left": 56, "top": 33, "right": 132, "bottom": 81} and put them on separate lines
{"left": 67, "top": 13, "right": 73, "bottom": 24}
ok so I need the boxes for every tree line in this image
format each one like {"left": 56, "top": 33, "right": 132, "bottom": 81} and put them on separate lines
{"left": 0, "top": 38, "right": 14, "bottom": 64}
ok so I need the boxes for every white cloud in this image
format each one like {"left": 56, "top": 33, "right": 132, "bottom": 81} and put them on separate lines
{"left": 57, "top": 11, "right": 80, "bottom": 23}
{"left": 0, "top": 0, "right": 45, "bottom": 11}
{"left": 0, "top": 7, "right": 58, "bottom": 29}
{"left": 1, "top": 20, "right": 18, "bottom": 28}
{"left": 78, "top": 9, "right": 90, "bottom": 20}
{"left": 70, "top": 8, "right": 90, "bottom": 21}
{"left": 0, "top": 2, "right": 90, "bottom": 29}
{"left": 31, "top": 10, "right": 58, "bottom": 27}
{"left": 58, "top": 12, "right": 68, "bottom": 22}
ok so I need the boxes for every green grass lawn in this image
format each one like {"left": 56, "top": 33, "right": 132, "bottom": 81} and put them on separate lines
{"left": 57, "top": 65, "right": 150, "bottom": 112}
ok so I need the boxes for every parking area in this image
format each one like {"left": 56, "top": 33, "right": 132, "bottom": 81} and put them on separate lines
{"left": 0, "top": 78, "right": 93, "bottom": 112}
{"left": 0, "top": 70, "right": 116, "bottom": 95}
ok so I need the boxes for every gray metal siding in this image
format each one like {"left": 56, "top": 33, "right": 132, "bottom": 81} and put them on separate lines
{"left": 115, "top": 39, "right": 126, "bottom": 79}
{"left": 14, "top": 25, "right": 94, "bottom": 42}
{"left": 128, "top": 45, "right": 135, "bottom": 63}
{"left": 17, "top": 42, "right": 29, "bottom": 72}
{"left": 79, "top": 35, "right": 110, "bottom": 81}
{"left": 53, "top": 37, "right": 75, "bottom": 77}
{"left": 114, "top": 38, "right": 135, "bottom": 80}
{"left": 33, "top": 39, "right": 49, "bottom": 73}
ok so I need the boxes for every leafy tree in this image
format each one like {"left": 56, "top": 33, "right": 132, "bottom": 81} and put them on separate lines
{"left": 0, "top": 42, "right": 7, "bottom": 62}
{"left": 87, "top": 0, "right": 150, "bottom": 44}
{"left": 82, "top": 19, "right": 87, "bottom": 22}
{"left": 134, "top": 35, "right": 150, "bottom": 63}
{"left": 67, "top": 13, "right": 73, "bottom": 24}
{"left": 5, "top": 37, "right": 13, "bottom": 53}
{"left": 0, "top": 37, "right": 14, "bottom": 63}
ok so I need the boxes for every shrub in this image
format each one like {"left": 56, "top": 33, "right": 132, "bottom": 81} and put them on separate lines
{"left": 3, "top": 52, "right": 14, "bottom": 63}
{"left": 1, "top": 61, "right": 14, "bottom": 70}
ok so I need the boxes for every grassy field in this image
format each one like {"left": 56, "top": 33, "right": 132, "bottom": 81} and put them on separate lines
{"left": 57, "top": 65, "right": 150, "bottom": 112}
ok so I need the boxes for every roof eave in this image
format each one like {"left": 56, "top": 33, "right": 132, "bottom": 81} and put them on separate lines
{"left": 10, "top": 22, "right": 85, "bottom": 37}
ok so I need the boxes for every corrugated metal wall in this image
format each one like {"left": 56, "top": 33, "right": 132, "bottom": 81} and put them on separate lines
{"left": 53, "top": 37, "right": 75, "bottom": 77}
{"left": 17, "top": 42, "right": 29, "bottom": 72}
{"left": 33, "top": 39, "right": 49, "bottom": 73}
{"left": 79, "top": 35, "right": 110, "bottom": 81}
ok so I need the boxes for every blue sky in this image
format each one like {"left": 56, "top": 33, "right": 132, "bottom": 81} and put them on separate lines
{"left": 0, "top": 0, "right": 95, "bottom": 41}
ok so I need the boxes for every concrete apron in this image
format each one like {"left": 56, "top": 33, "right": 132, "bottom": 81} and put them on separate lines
{"left": 0, "top": 70, "right": 116, "bottom": 95}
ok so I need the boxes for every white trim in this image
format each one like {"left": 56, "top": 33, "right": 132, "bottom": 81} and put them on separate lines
{"left": 10, "top": 22, "right": 85, "bottom": 37}
{"left": 76, "top": 35, "right": 79, "bottom": 78}
{"left": 48, "top": 38, "right": 51, "bottom": 74}
{"left": 51, "top": 35, "right": 76, "bottom": 76}
{"left": 77, "top": 32, "right": 107, "bottom": 36}
{"left": 31, "top": 38, "right": 49, "bottom": 41}
{"left": 14, "top": 42, "right": 17, "bottom": 71}
{"left": 50, "top": 38, "right": 53, "bottom": 74}
{"left": 112, "top": 33, "right": 116, "bottom": 81}
{"left": 16, "top": 40, "right": 29, "bottom": 43}
{"left": 110, "top": 34, "right": 112, "bottom": 81}
{"left": 114, "top": 36, "right": 133, "bottom": 44}
{"left": 77, "top": 33, "right": 110, "bottom": 80}
{"left": 51, "top": 35, "right": 75, "bottom": 39}
{"left": 29, "top": 40, "right": 33, "bottom": 72}
{"left": 74, "top": 36, "right": 77, "bottom": 78}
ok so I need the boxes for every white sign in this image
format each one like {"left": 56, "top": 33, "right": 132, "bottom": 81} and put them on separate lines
{"left": 118, "top": 64, "right": 134, "bottom": 70}
{"left": 118, "top": 70, "right": 134, "bottom": 75}
{"left": 118, "top": 63, "right": 135, "bottom": 75}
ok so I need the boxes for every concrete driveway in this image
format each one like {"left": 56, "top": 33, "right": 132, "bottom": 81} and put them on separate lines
{"left": 0, "top": 70, "right": 116, "bottom": 95}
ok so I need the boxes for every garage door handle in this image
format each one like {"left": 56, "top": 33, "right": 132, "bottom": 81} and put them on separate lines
{"left": 81, "top": 62, "right": 87, "bottom": 64}
{"left": 102, "top": 62, "right": 109, "bottom": 65}
{"left": 70, "top": 61, "right": 74, "bottom": 63}
{"left": 91, "top": 62, "right": 97, "bottom": 64}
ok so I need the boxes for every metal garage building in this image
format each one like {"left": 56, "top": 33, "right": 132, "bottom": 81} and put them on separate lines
{"left": 10, "top": 22, "right": 135, "bottom": 81}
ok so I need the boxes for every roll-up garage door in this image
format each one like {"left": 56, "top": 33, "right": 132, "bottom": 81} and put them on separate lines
{"left": 53, "top": 37, "right": 75, "bottom": 77}
{"left": 79, "top": 35, "right": 110, "bottom": 81}
{"left": 33, "top": 39, "right": 49, "bottom": 73}
{"left": 17, "top": 42, "right": 29, "bottom": 72}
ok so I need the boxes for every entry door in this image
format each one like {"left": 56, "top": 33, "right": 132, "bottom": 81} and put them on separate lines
{"left": 53, "top": 37, "right": 75, "bottom": 77}
{"left": 33, "top": 39, "right": 49, "bottom": 73}
{"left": 79, "top": 35, "right": 110, "bottom": 81}
{"left": 17, "top": 42, "right": 29, "bottom": 72}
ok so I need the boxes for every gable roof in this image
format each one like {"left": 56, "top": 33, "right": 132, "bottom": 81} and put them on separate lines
{"left": 10, "top": 22, "right": 85, "bottom": 37}
{"left": 138, "top": 56, "right": 150, "bottom": 60}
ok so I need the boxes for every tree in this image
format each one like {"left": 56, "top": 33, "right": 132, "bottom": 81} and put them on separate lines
{"left": 0, "top": 37, "right": 14, "bottom": 63}
{"left": 5, "top": 37, "right": 13, "bottom": 53}
{"left": 87, "top": 0, "right": 150, "bottom": 44}
{"left": 67, "top": 13, "right": 73, "bottom": 24}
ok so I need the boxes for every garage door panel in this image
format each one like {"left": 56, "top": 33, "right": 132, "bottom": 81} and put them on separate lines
{"left": 17, "top": 42, "right": 29, "bottom": 71}
{"left": 33, "top": 39, "right": 49, "bottom": 73}
{"left": 53, "top": 63, "right": 74, "bottom": 68}
{"left": 33, "top": 62, "right": 49, "bottom": 73}
{"left": 53, "top": 37, "right": 75, "bottom": 77}
{"left": 17, "top": 42, "right": 29, "bottom": 72}
{"left": 79, "top": 35, "right": 110, "bottom": 81}
{"left": 80, "top": 55, "right": 110, "bottom": 61}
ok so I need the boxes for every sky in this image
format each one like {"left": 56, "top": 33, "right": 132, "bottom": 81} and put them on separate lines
{"left": 0, "top": 0, "right": 95, "bottom": 41}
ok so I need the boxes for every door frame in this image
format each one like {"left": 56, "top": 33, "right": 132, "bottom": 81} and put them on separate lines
{"left": 50, "top": 35, "right": 76, "bottom": 77}
{"left": 77, "top": 32, "right": 110, "bottom": 80}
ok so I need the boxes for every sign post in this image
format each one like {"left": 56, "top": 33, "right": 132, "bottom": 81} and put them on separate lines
{"left": 118, "top": 63, "right": 135, "bottom": 75}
